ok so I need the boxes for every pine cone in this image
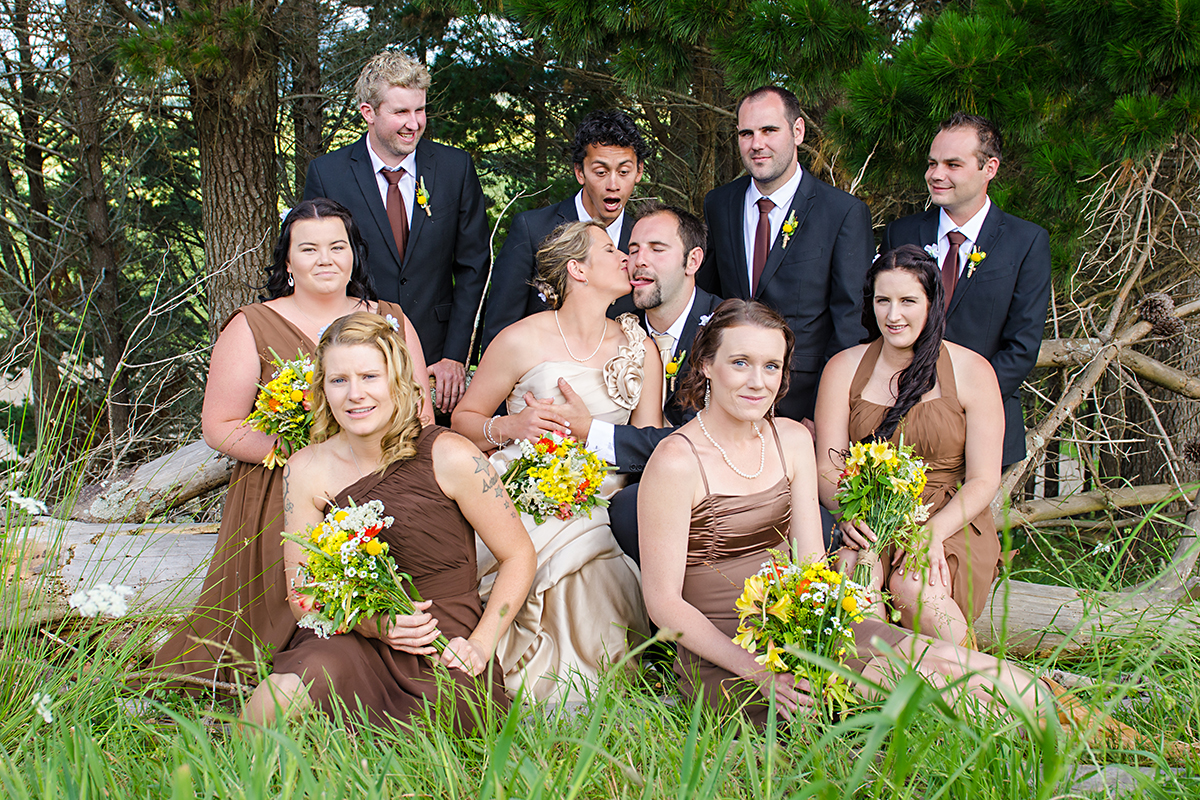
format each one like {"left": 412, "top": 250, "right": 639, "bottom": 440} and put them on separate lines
{"left": 1139, "top": 292, "right": 1175, "bottom": 325}
{"left": 1184, "top": 438, "right": 1200, "bottom": 465}
{"left": 1152, "top": 315, "right": 1185, "bottom": 337}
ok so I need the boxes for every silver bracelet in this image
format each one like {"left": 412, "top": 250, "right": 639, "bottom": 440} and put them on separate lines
{"left": 483, "top": 414, "right": 509, "bottom": 448}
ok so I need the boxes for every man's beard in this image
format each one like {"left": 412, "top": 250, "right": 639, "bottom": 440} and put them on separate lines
{"left": 632, "top": 280, "right": 662, "bottom": 311}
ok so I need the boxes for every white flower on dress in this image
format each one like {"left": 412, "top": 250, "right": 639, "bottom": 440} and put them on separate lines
{"left": 68, "top": 583, "right": 134, "bottom": 618}
{"left": 31, "top": 692, "right": 53, "bottom": 723}
{"left": 602, "top": 314, "right": 647, "bottom": 411}
{"left": 6, "top": 490, "right": 47, "bottom": 515}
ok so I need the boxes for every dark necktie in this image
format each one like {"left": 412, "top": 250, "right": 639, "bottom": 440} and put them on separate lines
{"left": 381, "top": 168, "right": 409, "bottom": 259}
{"left": 942, "top": 230, "right": 966, "bottom": 311}
{"left": 752, "top": 196, "right": 775, "bottom": 296}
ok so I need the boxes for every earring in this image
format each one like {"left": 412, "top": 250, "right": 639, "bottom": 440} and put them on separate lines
{"left": 287, "top": 272, "right": 294, "bottom": 288}
{"left": 704, "top": 379, "right": 711, "bottom": 409}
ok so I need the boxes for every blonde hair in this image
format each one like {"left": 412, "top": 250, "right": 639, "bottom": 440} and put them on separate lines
{"left": 355, "top": 51, "right": 432, "bottom": 108}
{"left": 310, "top": 312, "right": 424, "bottom": 469}
{"left": 532, "top": 220, "right": 606, "bottom": 310}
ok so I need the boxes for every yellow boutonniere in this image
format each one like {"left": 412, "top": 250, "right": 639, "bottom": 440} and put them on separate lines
{"left": 966, "top": 246, "right": 986, "bottom": 278}
{"left": 780, "top": 211, "right": 799, "bottom": 247}
{"left": 664, "top": 349, "right": 686, "bottom": 392}
{"left": 415, "top": 176, "right": 432, "bottom": 216}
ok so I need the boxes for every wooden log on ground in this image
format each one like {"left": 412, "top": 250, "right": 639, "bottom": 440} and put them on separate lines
{"left": 69, "top": 439, "right": 234, "bottom": 523}
{"left": 2, "top": 517, "right": 215, "bottom": 628}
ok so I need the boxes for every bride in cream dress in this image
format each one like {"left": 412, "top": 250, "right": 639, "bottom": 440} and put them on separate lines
{"left": 453, "top": 221, "right": 662, "bottom": 700}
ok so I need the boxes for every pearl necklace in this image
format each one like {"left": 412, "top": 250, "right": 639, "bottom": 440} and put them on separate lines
{"left": 696, "top": 411, "right": 765, "bottom": 479}
{"left": 555, "top": 310, "right": 606, "bottom": 363}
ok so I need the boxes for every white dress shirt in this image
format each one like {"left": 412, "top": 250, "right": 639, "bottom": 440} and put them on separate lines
{"left": 575, "top": 190, "right": 626, "bottom": 248}
{"left": 935, "top": 197, "right": 991, "bottom": 276}
{"left": 366, "top": 135, "right": 417, "bottom": 227}
{"left": 586, "top": 288, "right": 697, "bottom": 464}
{"left": 743, "top": 167, "right": 803, "bottom": 289}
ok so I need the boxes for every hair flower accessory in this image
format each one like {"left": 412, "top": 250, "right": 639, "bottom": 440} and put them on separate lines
{"left": 966, "top": 246, "right": 986, "bottom": 278}
{"left": 780, "top": 211, "right": 799, "bottom": 247}
{"left": 664, "top": 349, "right": 687, "bottom": 392}
{"left": 384, "top": 314, "right": 401, "bottom": 332}
{"left": 923, "top": 243, "right": 939, "bottom": 259}
{"left": 698, "top": 314, "right": 712, "bottom": 327}
{"left": 415, "top": 176, "right": 432, "bottom": 217}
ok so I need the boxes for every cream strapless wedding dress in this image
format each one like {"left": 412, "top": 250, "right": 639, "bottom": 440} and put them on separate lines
{"left": 476, "top": 315, "right": 651, "bottom": 702}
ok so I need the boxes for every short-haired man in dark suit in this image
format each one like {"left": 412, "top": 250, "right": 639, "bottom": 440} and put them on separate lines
{"left": 303, "top": 51, "right": 489, "bottom": 414}
{"left": 882, "top": 113, "right": 1051, "bottom": 465}
{"left": 698, "top": 86, "right": 874, "bottom": 423}
{"left": 480, "top": 110, "right": 651, "bottom": 353}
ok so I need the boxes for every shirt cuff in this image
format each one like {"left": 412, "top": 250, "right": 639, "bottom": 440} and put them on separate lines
{"left": 586, "top": 420, "right": 616, "bottom": 464}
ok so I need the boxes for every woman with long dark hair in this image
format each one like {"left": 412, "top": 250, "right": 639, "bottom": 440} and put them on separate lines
{"left": 814, "top": 244, "right": 1004, "bottom": 645}
{"left": 153, "top": 199, "right": 433, "bottom": 689}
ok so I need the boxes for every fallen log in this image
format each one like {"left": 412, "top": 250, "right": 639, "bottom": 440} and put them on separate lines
{"left": 998, "top": 482, "right": 1198, "bottom": 529}
{"left": 69, "top": 440, "right": 234, "bottom": 524}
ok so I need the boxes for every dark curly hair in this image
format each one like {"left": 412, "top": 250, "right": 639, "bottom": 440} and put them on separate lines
{"left": 677, "top": 299, "right": 795, "bottom": 413}
{"left": 571, "top": 110, "right": 652, "bottom": 168}
{"left": 263, "top": 198, "right": 379, "bottom": 301}
{"left": 860, "top": 244, "right": 946, "bottom": 442}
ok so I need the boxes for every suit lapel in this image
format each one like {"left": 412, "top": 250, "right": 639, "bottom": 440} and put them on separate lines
{"left": 403, "top": 140, "right": 436, "bottom": 267}
{"left": 756, "top": 168, "right": 814, "bottom": 298}
{"left": 919, "top": 208, "right": 938, "bottom": 253}
{"left": 726, "top": 179, "right": 752, "bottom": 299}
{"left": 947, "top": 203, "right": 1004, "bottom": 317}
{"left": 351, "top": 138, "right": 402, "bottom": 268}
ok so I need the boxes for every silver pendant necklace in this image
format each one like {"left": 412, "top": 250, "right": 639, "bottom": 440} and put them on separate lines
{"left": 554, "top": 310, "right": 606, "bottom": 363}
{"left": 697, "top": 411, "right": 766, "bottom": 479}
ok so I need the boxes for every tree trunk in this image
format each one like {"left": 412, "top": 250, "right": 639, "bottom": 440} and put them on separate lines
{"left": 284, "top": 0, "right": 322, "bottom": 202}
{"left": 67, "top": 0, "right": 130, "bottom": 443}
{"left": 193, "top": 65, "right": 279, "bottom": 339}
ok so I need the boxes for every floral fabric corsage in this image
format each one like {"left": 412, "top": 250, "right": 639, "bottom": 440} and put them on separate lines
{"left": 415, "top": 176, "right": 432, "bottom": 216}
{"left": 664, "top": 349, "right": 686, "bottom": 392}
{"left": 966, "top": 246, "right": 986, "bottom": 277}
{"left": 780, "top": 211, "right": 799, "bottom": 247}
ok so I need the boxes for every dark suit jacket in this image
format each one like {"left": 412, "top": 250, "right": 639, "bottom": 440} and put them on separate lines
{"left": 480, "top": 197, "right": 636, "bottom": 354}
{"left": 303, "top": 136, "right": 489, "bottom": 366}
{"left": 612, "top": 286, "right": 724, "bottom": 473}
{"left": 883, "top": 204, "right": 1051, "bottom": 464}
{"left": 698, "top": 168, "right": 873, "bottom": 421}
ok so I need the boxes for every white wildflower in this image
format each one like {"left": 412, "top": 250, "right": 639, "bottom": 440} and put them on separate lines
{"left": 6, "top": 490, "right": 47, "bottom": 516}
{"left": 297, "top": 613, "right": 336, "bottom": 639}
{"left": 68, "top": 583, "right": 134, "bottom": 618}
{"left": 1091, "top": 541, "right": 1114, "bottom": 555}
{"left": 30, "top": 692, "right": 52, "bottom": 723}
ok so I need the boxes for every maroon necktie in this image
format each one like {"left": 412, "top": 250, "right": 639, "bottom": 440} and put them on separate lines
{"left": 942, "top": 230, "right": 966, "bottom": 311}
{"left": 751, "top": 196, "right": 775, "bottom": 295}
{"left": 381, "top": 168, "right": 409, "bottom": 259}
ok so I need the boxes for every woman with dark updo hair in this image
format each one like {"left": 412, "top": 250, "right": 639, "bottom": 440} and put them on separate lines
{"left": 814, "top": 244, "right": 1004, "bottom": 646}
{"left": 152, "top": 198, "right": 433, "bottom": 689}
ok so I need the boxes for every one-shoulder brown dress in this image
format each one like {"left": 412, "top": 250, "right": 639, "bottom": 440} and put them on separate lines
{"left": 847, "top": 339, "right": 1001, "bottom": 622}
{"left": 674, "top": 422, "right": 904, "bottom": 725}
{"left": 272, "top": 426, "right": 507, "bottom": 731}
{"left": 153, "top": 301, "right": 407, "bottom": 687}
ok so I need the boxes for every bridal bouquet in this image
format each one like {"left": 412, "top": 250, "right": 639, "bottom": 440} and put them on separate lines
{"left": 501, "top": 432, "right": 613, "bottom": 524}
{"left": 734, "top": 551, "right": 870, "bottom": 719}
{"left": 833, "top": 437, "right": 931, "bottom": 586}
{"left": 283, "top": 498, "right": 446, "bottom": 652}
{"left": 244, "top": 349, "right": 314, "bottom": 468}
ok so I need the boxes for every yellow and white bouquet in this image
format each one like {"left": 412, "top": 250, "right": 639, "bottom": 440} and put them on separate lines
{"left": 501, "top": 432, "right": 613, "bottom": 524}
{"left": 833, "top": 437, "right": 931, "bottom": 586}
{"left": 244, "top": 349, "right": 314, "bottom": 468}
{"left": 734, "top": 552, "right": 871, "bottom": 719}
{"left": 283, "top": 498, "right": 446, "bottom": 652}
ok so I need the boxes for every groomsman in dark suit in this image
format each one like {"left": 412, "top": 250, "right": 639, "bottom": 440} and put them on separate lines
{"left": 480, "top": 111, "right": 650, "bottom": 353}
{"left": 303, "top": 51, "right": 489, "bottom": 414}
{"left": 698, "top": 86, "right": 874, "bottom": 422}
{"left": 882, "top": 113, "right": 1051, "bottom": 465}
{"left": 528, "top": 203, "right": 721, "bottom": 563}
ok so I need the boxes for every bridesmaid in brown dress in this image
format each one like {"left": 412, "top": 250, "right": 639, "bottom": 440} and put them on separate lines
{"left": 153, "top": 199, "right": 432, "bottom": 689}
{"left": 815, "top": 244, "right": 1004, "bottom": 645}
{"left": 641, "top": 299, "right": 1049, "bottom": 725}
{"left": 243, "top": 313, "right": 534, "bottom": 731}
